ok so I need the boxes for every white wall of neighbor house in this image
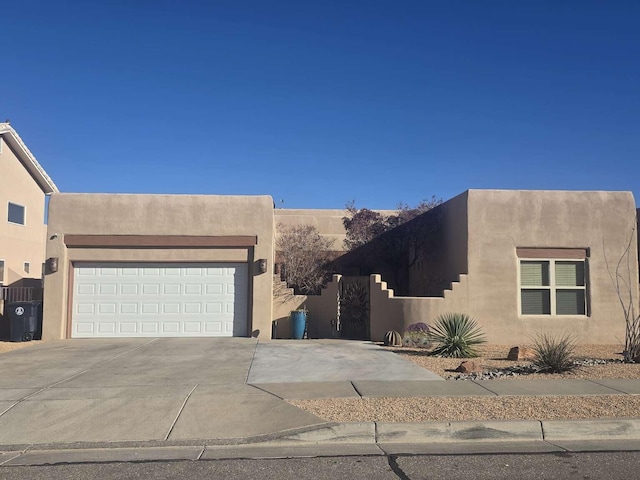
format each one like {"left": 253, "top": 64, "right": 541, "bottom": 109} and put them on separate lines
{"left": 43, "top": 193, "right": 275, "bottom": 340}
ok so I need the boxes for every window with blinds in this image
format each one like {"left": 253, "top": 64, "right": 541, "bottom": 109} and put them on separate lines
{"left": 519, "top": 259, "right": 586, "bottom": 316}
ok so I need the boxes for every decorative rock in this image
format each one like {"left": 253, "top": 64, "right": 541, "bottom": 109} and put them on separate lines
{"left": 383, "top": 330, "right": 403, "bottom": 347}
{"left": 451, "top": 357, "right": 624, "bottom": 381}
{"left": 507, "top": 346, "right": 536, "bottom": 361}
{"left": 455, "top": 361, "right": 481, "bottom": 373}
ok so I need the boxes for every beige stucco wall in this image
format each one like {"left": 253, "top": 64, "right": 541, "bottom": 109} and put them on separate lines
{"left": 305, "top": 275, "right": 341, "bottom": 338}
{"left": 275, "top": 209, "right": 349, "bottom": 252}
{"left": 329, "top": 190, "right": 639, "bottom": 345}
{"left": 465, "top": 189, "right": 638, "bottom": 344}
{"left": 43, "top": 193, "right": 274, "bottom": 340}
{"left": 0, "top": 136, "right": 47, "bottom": 286}
{"left": 407, "top": 191, "right": 469, "bottom": 296}
{"left": 274, "top": 208, "right": 398, "bottom": 253}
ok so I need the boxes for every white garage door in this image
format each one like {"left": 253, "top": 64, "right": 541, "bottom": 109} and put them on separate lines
{"left": 72, "top": 263, "right": 248, "bottom": 338}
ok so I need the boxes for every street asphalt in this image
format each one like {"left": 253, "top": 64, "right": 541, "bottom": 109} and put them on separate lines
{"left": 0, "top": 338, "right": 639, "bottom": 466}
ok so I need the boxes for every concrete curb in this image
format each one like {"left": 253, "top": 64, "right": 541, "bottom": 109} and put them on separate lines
{"left": 3, "top": 419, "right": 640, "bottom": 466}
{"left": 377, "top": 420, "right": 543, "bottom": 444}
{"left": 542, "top": 418, "right": 640, "bottom": 441}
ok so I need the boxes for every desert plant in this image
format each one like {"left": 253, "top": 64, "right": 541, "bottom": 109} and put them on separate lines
{"left": 530, "top": 332, "right": 578, "bottom": 373}
{"left": 403, "top": 322, "right": 431, "bottom": 348}
{"left": 604, "top": 224, "right": 640, "bottom": 363}
{"left": 428, "top": 313, "right": 486, "bottom": 358}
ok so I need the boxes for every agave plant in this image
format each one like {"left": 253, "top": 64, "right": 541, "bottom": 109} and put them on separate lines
{"left": 428, "top": 313, "right": 487, "bottom": 358}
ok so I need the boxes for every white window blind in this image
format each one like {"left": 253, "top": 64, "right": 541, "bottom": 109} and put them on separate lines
{"left": 519, "top": 258, "right": 587, "bottom": 316}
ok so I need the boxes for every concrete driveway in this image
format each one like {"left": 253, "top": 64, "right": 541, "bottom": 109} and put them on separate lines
{"left": 0, "top": 338, "right": 440, "bottom": 447}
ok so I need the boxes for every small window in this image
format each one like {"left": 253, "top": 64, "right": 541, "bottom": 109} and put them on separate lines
{"left": 8, "top": 203, "right": 25, "bottom": 225}
{"left": 520, "top": 259, "right": 587, "bottom": 316}
{"left": 24, "top": 262, "right": 30, "bottom": 274}
{"left": 0, "top": 260, "right": 4, "bottom": 285}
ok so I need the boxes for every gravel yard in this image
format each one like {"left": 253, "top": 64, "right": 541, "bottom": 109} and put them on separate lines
{"left": 393, "top": 344, "right": 640, "bottom": 380}
{"left": 291, "top": 344, "right": 640, "bottom": 422}
{"left": 0, "top": 340, "right": 41, "bottom": 354}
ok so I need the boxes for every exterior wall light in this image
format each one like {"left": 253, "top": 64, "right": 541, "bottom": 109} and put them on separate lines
{"left": 257, "top": 259, "right": 268, "bottom": 274}
{"left": 46, "top": 257, "right": 59, "bottom": 274}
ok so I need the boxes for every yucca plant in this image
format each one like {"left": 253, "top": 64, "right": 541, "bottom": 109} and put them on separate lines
{"left": 531, "top": 332, "right": 577, "bottom": 373}
{"left": 428, "top": 313, "right": 487, "bottom": 358}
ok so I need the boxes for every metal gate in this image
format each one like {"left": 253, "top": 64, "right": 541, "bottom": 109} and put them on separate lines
{"left": 338, "top": 276, "right": 370, "bottom": 340}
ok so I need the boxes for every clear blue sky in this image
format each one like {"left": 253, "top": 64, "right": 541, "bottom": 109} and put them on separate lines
{"left": 3, "top": 1, "right": 639, "bottom": 209}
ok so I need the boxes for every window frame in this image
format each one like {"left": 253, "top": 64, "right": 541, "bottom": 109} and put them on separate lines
{"left": 0, "top": 259, "right": 4, "bottom": 286}
{"left": 7, "top": 202, "right": 26, "bottom": 226}
{"left": 518, "top": 257, "right": 589, "bottom": 317}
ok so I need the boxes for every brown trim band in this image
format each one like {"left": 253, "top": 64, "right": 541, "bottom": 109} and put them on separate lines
{"left": 516, "top": 247, "right": 587, "bottom": 259}
{"left": 64, "top": 235, "right": 258, "bottom": 248}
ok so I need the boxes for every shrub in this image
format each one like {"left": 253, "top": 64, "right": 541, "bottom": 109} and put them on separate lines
{"left": 428, "top": 313, "right": 486, "bottom": 358}
{"left": 402, "top": 322, "right": 431, "bottom": 348}
{"left": 531, "top": 332, "right": 577, "bottom": 373}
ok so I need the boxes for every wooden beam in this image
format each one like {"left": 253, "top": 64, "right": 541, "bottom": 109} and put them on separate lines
{"left": 64, "top": 235, "right": 258, "bottom": 248}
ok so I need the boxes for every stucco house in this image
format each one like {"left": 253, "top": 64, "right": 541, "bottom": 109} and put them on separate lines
{"left": 317, "top": 190, "right": 640, "bottom": 344}
{"left": 42, "top": 189, "right": 639, "bottom": 345}
{"left": 0, "top": 123, "right": 58, "bottom": 292}
{"left": 42, "top": 194, "right": 274, "bottom": 340}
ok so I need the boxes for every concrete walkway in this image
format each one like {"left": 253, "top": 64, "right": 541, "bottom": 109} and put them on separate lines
{"left": 0, "top": 338, "right": 639, "bottom": 465}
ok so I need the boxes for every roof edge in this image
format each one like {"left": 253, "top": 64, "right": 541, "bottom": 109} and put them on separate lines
{"left": 0, "top": 123, "right": 59, "bottom": 194}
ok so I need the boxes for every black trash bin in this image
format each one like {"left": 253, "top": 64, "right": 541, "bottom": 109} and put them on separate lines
{"left": 2, "top": 301, "right": 43, "bottom": 342}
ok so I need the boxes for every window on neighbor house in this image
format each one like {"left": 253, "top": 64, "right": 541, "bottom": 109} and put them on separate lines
{"left": 0, "top": 260, "right": 4, "bottom": 285}
{"left": 23, "top": 262, "right": 30, "bottom": 274}
{"left": 8, "top": 203, "right": 25, "bottom": 225}
{"left": 519, "top": 259, "right": 587, "bottom": 316}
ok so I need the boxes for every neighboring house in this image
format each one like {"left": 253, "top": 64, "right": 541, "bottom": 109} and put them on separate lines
{"left": 43, "top": 194, "right": 273, "bottom": 340}
{"left": 0, "top": 123, "right": 58, "bottom": 291}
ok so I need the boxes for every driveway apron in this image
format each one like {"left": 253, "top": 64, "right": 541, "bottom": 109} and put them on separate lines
{"left": 0, "top": 338, "right": 323, "bottom": 445}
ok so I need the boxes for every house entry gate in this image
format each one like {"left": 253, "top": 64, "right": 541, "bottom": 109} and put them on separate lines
{"left": 338, "top": 276, "right": 370, "bottom": 340}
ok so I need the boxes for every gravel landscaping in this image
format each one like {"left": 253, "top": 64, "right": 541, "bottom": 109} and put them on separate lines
{"left": 393, "top": 344, "right": 640, "bottom": 380}
{"left": 291, "top": 395, "right": 640, "bottom": 422}
{"left": 291, "top": 344, "right": 640, "bottom": 422}
{"left": 0, "top": 340, "right": 41, "bottom": 354}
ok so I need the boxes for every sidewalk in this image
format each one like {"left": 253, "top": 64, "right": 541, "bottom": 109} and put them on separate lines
{"left": 0, "top": 339, "right": 639, "bottom": 466}
{"left": 252, "top": 377, "right": 640, "bottom": 399}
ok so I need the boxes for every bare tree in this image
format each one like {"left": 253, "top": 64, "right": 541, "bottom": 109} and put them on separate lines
{"left": 342, "top": 196, "right": 442, "bottom": 251}
{"left": 276, "top": 224, "right": 335, "bottom": 295}
{"left": 342, "top": 201, "right": 388, "bottom": 250}
{"left": 604, "top": 224, "right": 640, "bottom": 363}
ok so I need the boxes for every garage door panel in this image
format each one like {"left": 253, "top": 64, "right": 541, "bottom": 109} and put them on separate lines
{"left": 120, "top": 322, "right": 137, "bottom": 334}
{"left": 72, "top": 263, "right": 248, "bottom": 338}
